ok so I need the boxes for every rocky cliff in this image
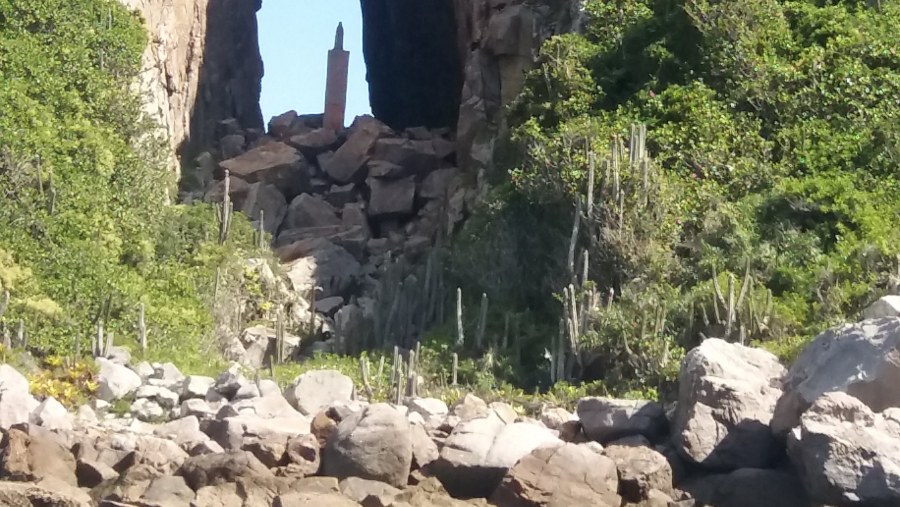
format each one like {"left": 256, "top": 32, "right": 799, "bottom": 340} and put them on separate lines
{"left": 120, "top": 0, "right": 264, "bottom": 173}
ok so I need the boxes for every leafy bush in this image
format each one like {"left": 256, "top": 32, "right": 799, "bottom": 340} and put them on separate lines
{"left": 0, "top": 0, "right": 257, "bottom": 371}
{"left": 449, "top": 0, "right": 900, "bottom": 397}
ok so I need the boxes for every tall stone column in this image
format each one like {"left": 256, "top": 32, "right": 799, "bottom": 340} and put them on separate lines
{"left": 324, "top": 23, "right": 350, "bottom": 132}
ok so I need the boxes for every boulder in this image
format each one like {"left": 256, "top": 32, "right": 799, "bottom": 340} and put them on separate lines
{"left": 220, "top": 133, "right": 246, "bottom": 159}
{"left": 788, "top": 391, "right": 900, "bottom": 505}
{"left": 280, "top": 238, "right": 361, "bottom": 298}
{"left": 154, "top": 416, "right": 209, "bottom": 449}
{"left": 135, "top": 385, "right": 180, "bottom": 410}
{"left": 283, "top": 193, "right": 341, "bottom": 230}
{"left": 288, "top": 128, "right": 338, "bottom": 157}
{"left": 339, "top": 477, "right": 400, "bottom": 503}
{"left": 0, "top": 480, "right": 91, "bottom": 507}
{"left": 130, "top": 398, "right": 165, "bottom": 422}
{"left": 419, "top": 167, "right": 459, "bottom": 200}
{"left": 603, "top": 443, "right": 673, "bottom": 503}
{"left": 242, "top": 434, "right": 288, "bottom": 468}
{"left": 773, "top": 317, "right": 900, "bottom": 435}
{"left": 576, "top": 397, "right": 666, "bottom": 443}
{"left": 285, "top": 433, "right": 320, "bottom": 476}
{"left": 682, "top": 467, "right": 810, "bottom": 507}
{"left": 76, "top": 458, "right": 119, "bottom": 488}
{"left": 409, "top": 422, "right": 439, "bottom": 469}
{"left": 320, "top": 116, "right": 391, "bottom": 183}
{"left": 539, "top": 407, "right": 576, "bottom": 431}
{"left": 96, "top": 358, "right": 142, "bottom": 401}
{"left": 140, "top": 475, "right": 195, "bottom": 507}
{"left": 285, "top": 370, "right": 355, "bottom": 416}
{"left": 370, "top": 138, "right": 440, "bottom": 174}
{"left": 433, "top": 409, "right": 561, "bottom": 498}
{"left": 178, "top": 451, "right": 273, "bottom": 491}
{"left": 240, "top": 182, "right": 287, "bottom": 235}
{"left": 219, "top": 142, "right": 307, "bottom": 199}
{"left": 862, "top": 295, "right": 900, "bottom": 320}
{"left": 0, "top": 365, "right": 39, "bottom": 430}
{"left": 182, "top": 376, "right": 215, "bottom": 400}
{"left": 367, "top": 176, "right": 416, "bottom": 217}
{"left": 671, "top": 338, "right": 785, "bottom": 469}
{"left": 490, "top": 442, "right": 621, "bottom": 507}
{"left": 268, "top": 111, "right": 300, "bottom": 139}
{"left": 0, "top": 427, "right": 77, "bottom": 486}
{"left": 324, "top": 403, "right": 413, "bottom": 488}
{"left": 406, "top": 398, "right": 449, "bottom": 430}
{"left": 237, "top": 326, "right": 301, "bottom": 369}
{"left": 30, "top": 396, "right": 73, "bottom": 431}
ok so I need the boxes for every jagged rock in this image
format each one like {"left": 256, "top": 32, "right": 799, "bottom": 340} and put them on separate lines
{"left": 370, "top": 138, "right": 440, "bottom": 174}
{"left": 242, "top": 434, "right": 287, "bottom": 468}
{"left": 368, "top": 160, "right": 406, "bottom": 179}
{"left": 682, "top": 467, "right": 810, "bottom": 507}
{"left": 0, "top": 427, "right": 77, "bottom": 486}
{"left": 280, "top": 238, "right": 361, "bottom": 298}
{"left": 178, "top": 450, "right": 273, "bottom": 491}
{"left": 672, "top": 338, "right": 785, "bottom": 470}
{"left": 76, "top": 458, "right": 119, "bottom": 488}
{"left": 182, "top": 376, "right": 215, "bottom": 401}
{"left": 324, "top": 403, "right": 413, "bottom": 488}
{"left": 788, "top": 391, "right": 900, "bottom": 505}
{"left": 577, "top": 397, "right": 666, "bottom": 444}
{"left": 367, "top": 176, "right": 416, "bottom": 217}
{"left": 285, "top": 370, "right": 355, "bottom": 416}
{"left": 539, "top": 407, "right": 576, "bottom": 431}
{"left": 315, "top": 296, "right": 345, "bottom": 315}
{"left": 180, "top": 399, "right": 216, "bottom": 419}
{"left": 96, "top": 358, "right": 143, "bottom": 401}
{"left": 132, "top": 435, "right": 190, "bottom": 474}
{"left": 131, "top": 399, "right": 165, "bottom": 422}
{"left": 154, "top": 416, "right": 209, "bottom": 450}
{"left": 237, "top": 326, "right": 301, "bottom": 370}
{"left": 0, "top": 480, "right": 91, "bottom": 507}
{"left": 603, "top": 443, "right": 674, "bottom": 503}
{"left": 219, "top": 142, "right": 307, "bottom": 199}
{"left": 284, "top": 433, "right": 320, "bottom": 476}
{"left": 240, "top": 182, "right": 287, "bottom": 235}
{"left": 433, "top": 408, "right": 562, "bottom": 498}
{"left": 406, "top": 398, "right": 449, "bottom": 430}
{"left": 210, "top": 365, "right": 251, "bottom": 401}
{"left": 75, "top": 405, "right": 98, "bottom": 424}
{"left": 288, "top": 128, "right": 338, "bottom": 157}
{"left": 97, "top": 462, "right": 163, "bottom": 502}
{"left": 283, "top": 193, "right": 341, "bottom": 230}
{"left": 140, "top": 475, "right": 195, "bottom": 507}
{"left": 189, "top": 440, "right": 225, "bottom": 457}
{"left": 320, "top": 116, "right": 392, "bottom": 183}
{"left": 135, "top": 385, "right": 180, "bottom": 410}
{"left": 268, "top": 111, "right": 300, "bottom": 139}
{"left": 30, "top": 396, "right": 73, "bottom": 432}
{"left": 340, "top": 477, "right": 400, "bottom": 503}
{"left": 862, "top": 296, "right": 900, "bottom": 319}
{"left": 490, "top": 442, "right": 620, "bottom": 507}
{"left": 220, "top": 134, "right": 246, "bottom": 160}
{"left": 231, "top": 391, "right": 305, "bottom": 419}
{"left": 419, "top": 167, "right": 459, "bottom": 200}
{"left": 133, "top": 361, "right": 156, "bottom": 379}
{"left": 773, "top": 317, "right": 900, "bottom": 436}
{"left": 409, "top": 422, "right": 439, "bottom": 469}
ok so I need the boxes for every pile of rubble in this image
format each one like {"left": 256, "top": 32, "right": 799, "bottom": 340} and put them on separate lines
{"left": 2, "top": 313, "right": 900, "bottom": 505}
{"left": 187, "top": 112, "right": 473, "bottom": 360}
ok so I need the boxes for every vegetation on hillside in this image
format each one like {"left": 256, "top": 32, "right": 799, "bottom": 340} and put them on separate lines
{"left": 0, "top": 0, "right": 258, "bottom": 370}
{"left": 449, "top": 0, "right": 900, "bottom": 397}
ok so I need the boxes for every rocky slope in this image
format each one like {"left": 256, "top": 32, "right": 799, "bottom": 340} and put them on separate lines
{"left": 2, "top": 308, "right": 900, "bottom": 506}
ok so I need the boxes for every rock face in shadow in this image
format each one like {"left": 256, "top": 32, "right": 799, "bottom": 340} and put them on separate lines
{"left": 359, "top": 0, "right": 463, "bottom": 131}
{"left": 118, "top": 0, "right": 264, "bottom": 171}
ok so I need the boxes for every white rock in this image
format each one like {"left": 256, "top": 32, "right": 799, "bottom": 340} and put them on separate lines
{"left": 182, "top": 375, "right": 215, "bottom": 400}
{"left": 135, "top": 385, "right": 180, "bottom": 410}
{"left": 96, "top": 357, "right": 142, "bottom": 401}
{"left": 131, "top": 398, "right": 165, "bottom": 422}
{"left": 285, "top": 370, "right": 355, "bottom": 416}
{"left": 0, "top": 364, "right": 39, "bottom": 429}
{"left": 862, "top": 295, "right": 900, "bottom": 320}
{"left": 31, "top": 396, "right": 73, "bottom": 431}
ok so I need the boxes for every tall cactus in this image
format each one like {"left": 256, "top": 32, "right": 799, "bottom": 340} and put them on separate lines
{"left": 217, "top": 170, "right": 233, "bottom": 245}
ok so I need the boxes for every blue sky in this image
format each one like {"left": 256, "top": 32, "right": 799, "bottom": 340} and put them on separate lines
{"left": 257, "top": 0, "right": 371, "bottom": 125}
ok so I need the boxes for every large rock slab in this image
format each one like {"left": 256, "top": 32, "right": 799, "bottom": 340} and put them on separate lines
{"left": 96, "top": 358, "right": 143, "bottom": 401}
{"left": 239, "top": 182, "right": 287, "bottom": 235}
{"left": 788, "top": 391, "right": 900, "bottom": 506}
{"left": 320, "top": 116, "right": 392, "bottom": 183}
{"left": 370, "top": 138, "right": 440, "bottom": 175}
{"left": 862, "top": 296, "right": 900, "bottom": 320}
{"left": 682, "top": 467, "right": 810, "bottom": 507}
{"left": 576, "top": 397, "right": 666, "bottom": 443}
{"left": 178, "top": 451, "right": 273, "bottom": 491}
{"left": 0, "top": 480, "right": 91, "bottom": 507}
{"left": 671, "top": 338, "right": 785, "bottom": 470}
{"left": 433, "top": 409, "right": 562, "bottom": 498}
{"left": 219, "top": 142, "right": 307, "bottom": 198}
{"left": 603, "top": 443, "right": 673, "bottom": 503}
{"left": 323, "top": 403, "right": 412, "bottom": 488}
{"left": 0, "top": 426, "right": 77, "bottom": 486}
{"left": 285, "top": 370, "right": 355, "bottom": 416}
{"left": 367, "top": 176, "right": 416, "bottom": 217}
{"left": 279, "top": 238, "right": 361, "bottom": 298}
{"left": 283, "top": 193, "right": 341, "bottom": 230}
{"left": 288, "top": 128, "right": 338, "bottom": 157}
{"left": 772, "top": 317, "right": 900, "bottom": 436}
{"left": 491, "top": 442, "right": 620, "bottom": 507}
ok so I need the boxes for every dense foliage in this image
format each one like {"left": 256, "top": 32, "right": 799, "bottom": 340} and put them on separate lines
{"left": 0, "top": 0, "right": 255, "bottom": 368}
{"left": 451, "top": 0, "right": 900, "bottom": 396}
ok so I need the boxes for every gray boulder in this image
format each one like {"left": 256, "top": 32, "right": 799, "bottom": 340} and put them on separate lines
{"left": 671, "top": 338, "right": 785, "bottom": 470}
{"left": 603, "top": 443, "right": 673, "bottom": 503}
{"left": 576, "top": 397, "right": 666, "bottom": 443}
{"left": 773, "top": 317, "right": 900, "bottom": 435}
{"left": 367, "top": 176, "right": 416, "bottom": 217}
{"left": 218, "top": 142, "right": 307, "bottom": 198}
{"left": 323, "top": 403, "right": 412, "bottom": 488}
{"left": 285, "top": 370, "right": 354, "bottom": 416}
{"left": 31, "top": 396, "right": 73, "bottom": 432}
{"left": 96, "top": 358, "right": 142, "bottom": 401}
{"left": 788, "top": 391, "right": 900, "bottom": 506}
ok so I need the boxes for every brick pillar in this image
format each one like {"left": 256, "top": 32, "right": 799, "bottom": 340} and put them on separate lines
{"left": 324, "top": 23, "right": 350, "bottom": 132}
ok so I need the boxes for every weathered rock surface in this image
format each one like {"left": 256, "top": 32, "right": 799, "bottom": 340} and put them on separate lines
{"left": 96, "top": 358, "right": 143, "bottom": 402}
{"left": 285, "top": 370, "right": 355, "bottom": 416}
{"left": 682, "top": 467, "right": 811, "bottom": 507}
{"left": 788, "top": 391, "right": 900, "bottom": 506}
{"left": 324, "top": 403, "right": 412, "bottom": 488}
{"left": 603, "top": 443, "right": 673, "bottom": 503}
{"left": 490, "top": 442, "right": 621, "bottom": 507}
{"left": 671, "top": 338, "right": 785, "bottom": 469}
{"left": 577, "top": 397, "right": 666, "bottom": 443}
{"left": 219, "top": 142, "right": 307, "bottom": 198}
{"left": 773, "top": 317, "right": 900, "bottom": 435}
